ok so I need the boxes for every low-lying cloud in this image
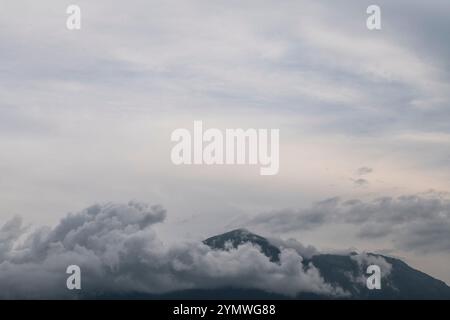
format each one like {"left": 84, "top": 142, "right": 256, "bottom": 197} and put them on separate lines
{"left": 0, "top": 201, "right": 345, "bottom": 299}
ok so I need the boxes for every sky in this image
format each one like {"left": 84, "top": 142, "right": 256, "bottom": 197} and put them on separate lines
{"left": 1, "top": 0, "right": 450, "bottom": 286}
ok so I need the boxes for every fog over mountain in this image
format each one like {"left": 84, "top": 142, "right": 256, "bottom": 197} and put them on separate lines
{"left": 0, "top": 202, "right": 343, "bottom": 299}
{"left": 1, "top": 201, "right": 449, "bottom": 299}
{"left": 1, "top": 0, "right": 450, "bottom": 296}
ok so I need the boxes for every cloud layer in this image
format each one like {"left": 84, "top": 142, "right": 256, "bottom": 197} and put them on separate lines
{"left": 246, "top": 192, "right": 450, "bottom": 253}
{"left": 1, "top": 0, "right": 449, "bottom": 289}
{"left": 0, "top": 201, "right": 345, "bottom": 299}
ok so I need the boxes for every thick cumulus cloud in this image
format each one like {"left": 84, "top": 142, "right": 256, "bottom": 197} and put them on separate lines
{"left": 246, "top": 192, "right": 450, "bottom": 253}
{"left": 0, "top": 201, "right": 345, "bottom": 299}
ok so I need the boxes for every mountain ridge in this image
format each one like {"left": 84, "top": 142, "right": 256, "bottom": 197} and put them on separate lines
{"left": 203, "top": 228, "right": 450, "bottom": 299}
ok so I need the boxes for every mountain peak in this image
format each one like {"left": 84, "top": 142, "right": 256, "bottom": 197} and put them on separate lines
{"left": 227, "top": 228, "right": 251, "bottom": 235}
{"left": 203, "top": 229, "right": 450, "bottom": 299}
{"left": 203, "top": 228, "right": 281, "bottom": 262}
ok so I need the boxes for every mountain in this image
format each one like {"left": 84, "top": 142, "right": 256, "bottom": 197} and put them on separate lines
{"left": 203, "top": 228, "right": 281, "bottom": 262}
{"left": 91, "top": 229, "right": 450, "bottom": 300}
{"left": 203, "top": 229, "right": 450, "bottom": 299}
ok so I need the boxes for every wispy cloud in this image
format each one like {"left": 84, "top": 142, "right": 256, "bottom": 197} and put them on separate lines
{"left": 245, "top": 192, "right": 450, "bottom": 253}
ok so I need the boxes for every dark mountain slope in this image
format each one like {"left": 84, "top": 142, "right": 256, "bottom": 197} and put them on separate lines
{"left": 204, "top": 229, "right": 450, "bottom": 299}
{"left": 203, "top": 228, "right": 281, "bottom": 262}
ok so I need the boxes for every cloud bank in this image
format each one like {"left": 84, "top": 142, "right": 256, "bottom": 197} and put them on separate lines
{"left": 246, "top": 192, "right": 450, "bottom": 253}
{"left": 0, "top": 201, "right": 344, "bottom": 299}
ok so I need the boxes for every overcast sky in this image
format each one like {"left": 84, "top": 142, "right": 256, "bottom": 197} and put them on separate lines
{"left": 1, "top": 0, "right": 450, "bottom": 284}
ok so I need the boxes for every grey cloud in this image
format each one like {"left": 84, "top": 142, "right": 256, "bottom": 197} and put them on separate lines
{"left": 246, "top": 192, "right": 450, "bottom": 253}
{"left": 356, "top": 223, "right": 393, "bottom": 239}
{"left": 356, "top": 167, "right": 373, "bottom": 176}
{"left": 0, "top": 201, "right": 345, "bottom": 299}
{"left": 395, "top": 219, "right": 450, "bottom": 253}
{"left": 352, "top": 178, "right": 369, "bottom": 187}
{"left": 351, "top": 167, "right": 372, "bottom": 187}
{"left": 268, "top": 237, "right": 319, "bottom": 259}
{"left": 0, "top": 216, "right": 24, "bottom": 261}
{"left": 247, "top": 197, "right": 339, "bottom": 233}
